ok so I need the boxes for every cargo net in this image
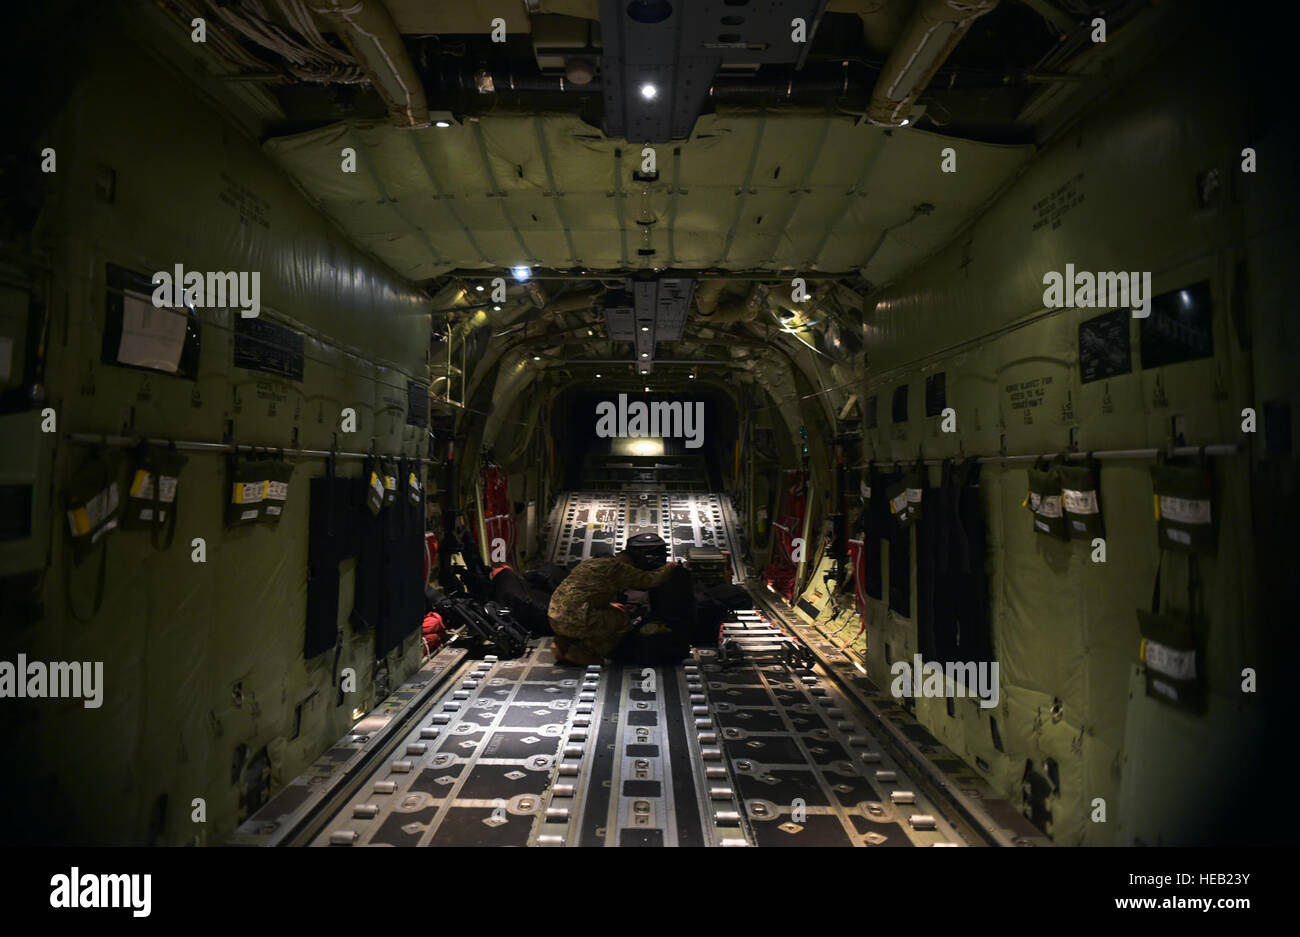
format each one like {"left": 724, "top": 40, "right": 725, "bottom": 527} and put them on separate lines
{"left": 548, "top": 490, "right": 735, "bottom": 577}
{"left": 470, "top": 462, "right": 516, "bottom": 565}
{"left": 761, "top": 469, "right": 808, "bottom": 601}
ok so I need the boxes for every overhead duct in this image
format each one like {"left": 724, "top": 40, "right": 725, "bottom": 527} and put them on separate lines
{"left": 695, "top": 284, "right": 766, "bottom": 325}
{"left": 693, "top": 279, "right": 727, "bottom": 318}
{"left": 865, "top": 0, "right": 998, "bottom": 127}
{"left": 309, "top": 0, "right": 429, "bottom": 127}
{"left": 547, "top": 287, "right": 602, "bottom": 314}
{"left": 827, "top": 0, "right": 908, "bottom": 55}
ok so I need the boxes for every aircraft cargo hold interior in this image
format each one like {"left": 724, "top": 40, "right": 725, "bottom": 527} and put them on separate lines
{"left": 1, "top": 0, "right": 1297, "bottom": 871}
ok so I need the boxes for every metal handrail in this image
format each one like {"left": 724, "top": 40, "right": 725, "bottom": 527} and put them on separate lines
{"left": 65, "top": 432, "right": 433, "bottom": 463}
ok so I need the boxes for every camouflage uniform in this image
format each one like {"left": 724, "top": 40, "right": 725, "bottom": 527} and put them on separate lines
{"left": 548, "top": 557, "right": 675, "bottom": 658}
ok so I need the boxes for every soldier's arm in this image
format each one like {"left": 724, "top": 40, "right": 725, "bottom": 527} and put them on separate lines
{"left": 613, "top": 562, "right": 677, "bottom": 590}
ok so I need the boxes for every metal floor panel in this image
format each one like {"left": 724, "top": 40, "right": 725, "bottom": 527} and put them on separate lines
{"left": 297, "top": 633, "right": 971, "bottom": 846}
{"left": 547, "top": 490, "right": 743, "bottom": 580}
{"left": 691, "top": 613, "right": 965, "bottom": 847}
{"left": 754, "top": 587, "right": 1048, "bottom": 846}
{"left": 311, "top": 643, "right": 589, "bottom": 846}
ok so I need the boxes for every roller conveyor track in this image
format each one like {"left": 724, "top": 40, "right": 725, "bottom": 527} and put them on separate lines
{"left": 253, "top": 631, "right": 975, "bottom": 847}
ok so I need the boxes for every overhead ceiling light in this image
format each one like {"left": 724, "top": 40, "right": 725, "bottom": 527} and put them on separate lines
{"left": 493, "top": 304, "right": 502, "bottom": 311}
{"left": 640, "top": 326, "right": 649, "bottom": 332}
{"left": 587, "top": 329, "right": 594, "bottom": 336}
{"left": 434, "top": 120, "right": 451, "bottom": 129}
{"left": 644, "top": 385, "right": 650, "bottom": 392}
{"left": 688, "top": 372, "right": 695, "bottom": 379}
{"left": 595, "top": 373, "right": 602, "bottom": 378}
{"left": 511, "top": 265, "right": 531, "bottom": 281}
{"left": 899, "top": 118, "right": 911, "bottom": 126}
{"left": 475, "top": 284, "right": 485, "bottom": 292}
{"left": 640, "top": 353, "right": 648, "bottom": 358}
{"left": 614, "top": 437, "right": 664, "bottom": 457}
{"left": 641, "top": 369, "right": 648, "bottom": 375}
{"left": 639, "top": 83, "right": 658, "bottom": 101}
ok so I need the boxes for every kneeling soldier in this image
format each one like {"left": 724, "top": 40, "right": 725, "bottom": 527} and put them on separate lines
{"left": 548, "top": 533, "right": 676, "bottom": 666}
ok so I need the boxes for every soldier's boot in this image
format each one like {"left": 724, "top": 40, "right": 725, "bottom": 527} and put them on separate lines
{"left": 553, "top": 635, "right": 603, "bottom": 667}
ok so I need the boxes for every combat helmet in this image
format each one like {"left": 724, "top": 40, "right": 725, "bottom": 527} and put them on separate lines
{"left": 624, "top": 533, "right": 669, "bottom": 571}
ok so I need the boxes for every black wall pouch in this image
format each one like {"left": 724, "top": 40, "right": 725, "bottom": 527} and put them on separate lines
{"left": 863, "top": 463, "right": 885, "bottom": 600}
{"left": 226, "top": 449, "right": 268, "bottom": 527}
{"left": 1150, "top": 449, "right": 1217, "bottom": 555}
{"left": 64, "top": 450, "right": 122, "bottom": 621}
{"left": 122, "top": 441, "right": 187, "bottom": 550}
{"left": 380, "top": 456, "right": 399, "bottom": 510}
{"left": 363, "top": 455, "right": 384, "bottom": 516}
{"left": 261, "top": 450, "right": 293, "bottom": 526}
{"left": 888, "top": 458, "right": 924, "bottom": 530}
{"left": 1059, "top": 454, "right": 1104, "bottom": 541}
{"left": 855, "top": 462, "right": 873, "bottom": 537}
{"left": 1025, "top": 454, "right": 1069, "bottom": 541}
{"left": 1137, "top": 552, "right": 1206, "bottom": 713}
{"left": 404, "top": 457, "right": 423, "bottom": 507}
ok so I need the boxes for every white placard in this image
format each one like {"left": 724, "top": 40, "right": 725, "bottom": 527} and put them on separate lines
{"left": 117, "top": 290, "right": 185, "bottom": 373}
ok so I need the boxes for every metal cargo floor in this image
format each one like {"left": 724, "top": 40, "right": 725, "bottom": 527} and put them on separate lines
{"left": 236, "top": 630, "right": 974, "bottom": 847}
{"left": 545, "top": 490, "right": 744, "bottom": 581}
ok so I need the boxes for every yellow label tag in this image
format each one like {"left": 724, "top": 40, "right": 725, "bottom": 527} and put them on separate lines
{"left": 233, "top": 482, "right": 265, "bottom": 505}
{"left": 1153, "top": 494, "right": 1160, "bottom": 520}
{"left": 130, "top": 469, "right": 149, "bottom": 498}
{"left": 1139, "top": 638, "right": 1147, "bottom": 663}
{"left": 67, "top": 507, "right": 91, "bottom": 537}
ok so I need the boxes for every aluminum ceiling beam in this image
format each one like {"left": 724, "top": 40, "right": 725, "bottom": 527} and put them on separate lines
{"left": 600, "top": 0, "right": 830, "bottom": 143}
{"left": 602, "top": 277, "right": 696, "bottom": 375}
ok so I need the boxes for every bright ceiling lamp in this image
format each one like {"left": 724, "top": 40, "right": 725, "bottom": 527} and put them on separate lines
{"left": 639, "top": 83, "right": 658, "bottom": 101}
{"left": 511, "top": 265, "right": 530, "bottom": 281}
{"left": 612, "top": 437, "right": 664, "bottom": 457}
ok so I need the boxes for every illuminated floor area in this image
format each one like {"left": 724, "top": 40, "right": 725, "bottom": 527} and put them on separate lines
{"left": 233, "top": 626, "right": 980, "bottom": 847}
{"left": 546, "top": 490, "right": 742, "bottom": 576}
